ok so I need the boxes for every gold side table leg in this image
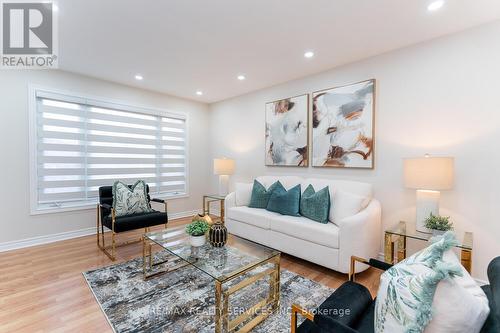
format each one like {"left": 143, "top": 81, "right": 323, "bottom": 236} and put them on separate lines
{"left": 220, "top": 198, "right": 225, "bottom": 223}
{"left": 384, "top": 233, "right": 394, "bottom": 264}
{"left": 397, "top": 235, "right": 407, "bottom": 262}
{"left": 461, "top": 249, "right": 472, "bottom": 273}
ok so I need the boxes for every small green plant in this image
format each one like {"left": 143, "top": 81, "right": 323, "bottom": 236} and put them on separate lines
{"left": 185, "top": 220, "right": 209, "bottom": 236}
{"left": 424, "top": 213, "right": 453, "bottom": 231}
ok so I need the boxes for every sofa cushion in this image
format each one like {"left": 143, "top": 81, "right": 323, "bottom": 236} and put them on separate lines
{"left": 235, "top": 182, "right": 252, "bottom": 206}
{"left": 332, "top": 191, "right": 370, "bottom": 224}
{"left": 300, "top": 185, "right": 330, "bottom": 223}
{"left": 304, "top": 178, "right": 372, "bottom": 198}
{"left": 226, "top": 206, "right": 282, "bottom": 230}
{"left": 248, "top": 180, "right": 279, "bottom": 209}
{"left": 267, "top": 182, "right": 301, "bottom": 216}
{"left": 270, "top": 215, "right": 339, "bottom": 249}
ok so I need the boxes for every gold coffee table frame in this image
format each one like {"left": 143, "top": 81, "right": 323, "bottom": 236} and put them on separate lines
{"left": 142, "top": 227, "right": 281, "bottom": 333}
{"left": 384, "top": 221, "right": 473, "bottom": 273}
{"left": 214, "top": 254, "right": 280, "bottom": 333}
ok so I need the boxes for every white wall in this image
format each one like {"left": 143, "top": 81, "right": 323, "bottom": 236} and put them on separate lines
{"left": 0, "top": 70, "right": 210, "bottom": 246}
{"left": 208, "top": 21, "right": 500, "bottom": 281}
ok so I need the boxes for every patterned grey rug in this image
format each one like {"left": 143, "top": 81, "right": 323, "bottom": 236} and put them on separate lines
{"left": 83, "top": 252, "right": 334, "bottom": 333}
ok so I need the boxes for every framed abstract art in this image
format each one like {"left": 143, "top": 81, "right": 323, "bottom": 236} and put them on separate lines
{"left": 311, "top": 79, "right": 375, "bottom": 168}
{"left": 265, "top": 94, "right": 309, "bottom": 166}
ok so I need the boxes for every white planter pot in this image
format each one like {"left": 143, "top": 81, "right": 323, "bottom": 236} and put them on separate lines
{"left": 190, "top": 235, "right": 206, "bottom": 247}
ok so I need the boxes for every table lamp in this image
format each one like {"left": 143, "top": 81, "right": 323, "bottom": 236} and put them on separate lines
{"left": 403, "top": 155, "right": 454, "bottom": 233}
{"left": 213, "top": 158, "right": 235, "bottom": 196}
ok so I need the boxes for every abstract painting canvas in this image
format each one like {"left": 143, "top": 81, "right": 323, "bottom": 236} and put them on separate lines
{"left": 312, "top": 79, "right": 375, "bottom": 168}
{"left": 265, "top": 94, "right": 309, "bottom": 166}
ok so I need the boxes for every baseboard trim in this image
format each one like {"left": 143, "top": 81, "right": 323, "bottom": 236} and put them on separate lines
{"left": 0, "top": 209, "right": 200, "bottom": 253}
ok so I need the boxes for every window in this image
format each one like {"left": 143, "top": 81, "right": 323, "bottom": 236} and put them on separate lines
{"left": 30, "top": 88, "right": 188, "bottom": 213}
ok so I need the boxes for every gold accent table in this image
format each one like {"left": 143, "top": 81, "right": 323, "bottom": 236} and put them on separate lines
{"left": 384, "top": 221, "right": 473, "bottom": 273}
{"left": 143, "top": 228, "right": 281, "bottom": 333}
{"left": 203, "top": 194, "right": 226, "bottom": 223}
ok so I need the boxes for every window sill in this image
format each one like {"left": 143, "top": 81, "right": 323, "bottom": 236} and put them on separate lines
{"left": 30, "top": 193, "right": 189, "bottom": 215}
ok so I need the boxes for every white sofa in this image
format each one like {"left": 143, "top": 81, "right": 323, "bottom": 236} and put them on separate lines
{"left": 225, "top": 176, "right": 381, "bottom": 274}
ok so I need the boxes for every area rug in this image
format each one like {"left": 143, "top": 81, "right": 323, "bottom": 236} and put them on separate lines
{"left": 83, "top": 252, "right": 334, "bottom": 333}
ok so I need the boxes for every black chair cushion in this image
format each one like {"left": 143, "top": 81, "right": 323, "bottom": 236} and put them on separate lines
{"left": 481, "top": 257, "right": 500, "bottom": 333}
{"left": 102, "top": 210, "right": 167, "bottom": 233}
{"left": 317, "top": 281, "right": 372, "bottom": 327}
{"left": 352, "top": 299, "right": 375, "bottom": 333}
{"left": 297, "top": 281, "right": 373, "bottom": 332}
{"left": 306, "top": 314, "right": 358, "bottom": 333}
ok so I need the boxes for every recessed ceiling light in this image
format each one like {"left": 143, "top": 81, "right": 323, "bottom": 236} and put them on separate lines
{"left": 427, "top": 0, "right": 444, "bottom": 11}
{"left": 304, "top": 51, "right": 314, "bottom": 58}
{"left": 53, "top": 4, "right": 59, "bottom": 12}
{"left": 196, "top": 91, "right": 203, "bottom": 96}
{"left": 237, "top": 75, "right": 246, "bottom": 81}
{"left": 134, "top": 74, "right": 143, "bottom": 81}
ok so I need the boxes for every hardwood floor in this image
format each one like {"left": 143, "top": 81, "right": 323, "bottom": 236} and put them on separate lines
{"left": 0, "top": 217, "right": 381, "bottom": 332}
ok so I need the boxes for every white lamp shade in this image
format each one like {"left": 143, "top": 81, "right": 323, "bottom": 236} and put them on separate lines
{"left": 213, "top": 158, "right": 235, "bottom": 175}
{"left": 404, "top": 157, "right": 454, "bottom": 190}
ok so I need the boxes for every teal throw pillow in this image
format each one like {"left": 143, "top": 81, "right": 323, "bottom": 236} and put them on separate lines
{"left": 248, "top": 180, "right": 279, "bottom": 208}
{"left": 266, "top": 182, "right": 301, "bottom": 216}
{"left": 300, "top": 185, "right": 330, "bottom": 223}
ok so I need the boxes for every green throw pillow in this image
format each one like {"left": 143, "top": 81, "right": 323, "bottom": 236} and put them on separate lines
{"left": 266, "top": 182, "right": 301, "bottom": 216}
{"left": 248, "top": 180, "right": 279, "bottom": 208}
{"left": 112, "top": 180, "right": 153, "bottom": 217}
{"left": 300, "top": 185, "right": 330, "bottom": 223}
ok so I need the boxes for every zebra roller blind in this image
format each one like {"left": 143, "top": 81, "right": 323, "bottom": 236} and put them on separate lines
{"left": 34, "top": 90, "right": 187, "bottom": 211}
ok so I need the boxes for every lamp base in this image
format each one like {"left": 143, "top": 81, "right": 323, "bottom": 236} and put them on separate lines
{"left": 218, "top": 175, "right": 229, "bottom": 197}
{"left": 416, "top": 190, "right": 440, "bottom": 233}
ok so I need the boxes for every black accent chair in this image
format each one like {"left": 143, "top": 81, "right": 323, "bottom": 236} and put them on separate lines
{"left": 291, "top": 256, "right": 500, "bottom": 333}
{"left": 97, "top": 184, "right": 168, "bottom": 261}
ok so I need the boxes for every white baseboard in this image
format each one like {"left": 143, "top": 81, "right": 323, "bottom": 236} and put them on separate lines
{"left": 0, "top": 209, "right": 200, "bottom": 253}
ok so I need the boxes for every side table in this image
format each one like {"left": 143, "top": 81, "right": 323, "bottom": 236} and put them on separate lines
{"left": 384, "top": 221, "right": 473, "bottom": 273}
{"left": 203, "top": 194, "right": 226, "bottom": 223}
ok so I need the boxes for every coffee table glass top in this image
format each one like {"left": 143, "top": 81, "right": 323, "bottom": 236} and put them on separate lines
{"left": 144, "top": 227, "right": 280, "bottom": 282}
{"left": 386, "top": 221, "right": 473, "bottom": 250}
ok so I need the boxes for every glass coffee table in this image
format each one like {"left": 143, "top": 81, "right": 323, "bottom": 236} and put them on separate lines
{"left": 384, "top": 221, "right": 473, "bottom": 273}
{"left": 142, "top": 227, "right": 281, "bottom": 333}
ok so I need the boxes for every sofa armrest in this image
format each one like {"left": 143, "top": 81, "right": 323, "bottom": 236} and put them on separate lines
{"left": 225, "top": 192, "right": 236, "bottom": 213}
{"left": 337, "top": 199, "right": 382, "bottom": 274}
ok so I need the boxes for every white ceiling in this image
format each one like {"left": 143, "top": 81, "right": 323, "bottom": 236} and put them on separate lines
{"left": 58, "top": 0, "right": 500, "bottom": 103}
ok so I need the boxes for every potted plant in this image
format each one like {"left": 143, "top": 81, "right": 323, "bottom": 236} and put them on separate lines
{"left": 185, "top": 219, "right": 210, "bottom": 247}
{"left": 424, "top": 213, "right": 453, "bottom": 235}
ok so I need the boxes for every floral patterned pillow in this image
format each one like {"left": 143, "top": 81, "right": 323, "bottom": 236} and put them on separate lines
{"left": 112, "top": 180, "right": 153, "bottom": 217}
{"left": 375, "top": 232, "right": 462, "bottom": 333}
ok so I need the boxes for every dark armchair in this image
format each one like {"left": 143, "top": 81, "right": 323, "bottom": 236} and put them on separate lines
{"left": 291, "top": 256, "right": 500, "bottom": 333}
{"left": 96, "top": 184, "right": 168, "bottom": 261}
